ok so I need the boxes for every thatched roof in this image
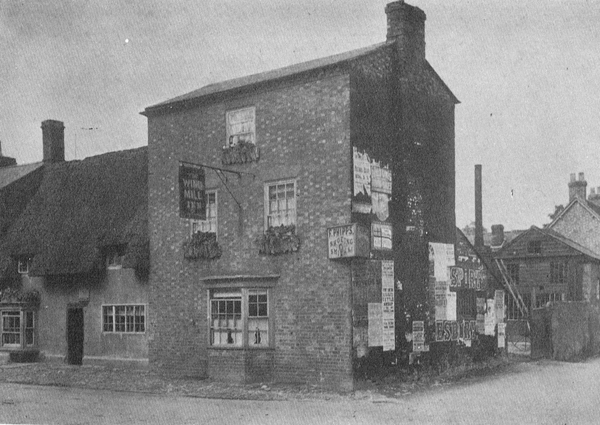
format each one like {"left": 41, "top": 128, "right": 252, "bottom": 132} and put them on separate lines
{"left": 0, "top": 147, "right": 148, "bottom": 277}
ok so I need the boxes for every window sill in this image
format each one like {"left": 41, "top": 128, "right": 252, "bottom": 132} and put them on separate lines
{"left": 208, "top": 346, "right": 274, "bottom": 351}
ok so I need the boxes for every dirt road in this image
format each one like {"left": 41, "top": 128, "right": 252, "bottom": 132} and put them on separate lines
{"left": 1, "top": 358, "right": 599, "bottom": 424}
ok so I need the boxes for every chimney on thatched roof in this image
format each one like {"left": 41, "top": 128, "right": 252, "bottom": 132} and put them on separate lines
{"left": 41, "top": 120, "right": 65, "bottom": 163}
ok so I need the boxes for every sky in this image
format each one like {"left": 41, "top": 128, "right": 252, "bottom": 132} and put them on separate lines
{"left": 1, "top": 0, "right": 600, "bottom": 231}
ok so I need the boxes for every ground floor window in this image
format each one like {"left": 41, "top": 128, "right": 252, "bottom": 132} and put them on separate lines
{"left": 1, "top": 309, "right": 36, "bottom": 348}
{"left": 102, "top": 305, "right": 145, "bottom": 333}
{"left": 209, "top": 288, "right": 270, "bottom": 348}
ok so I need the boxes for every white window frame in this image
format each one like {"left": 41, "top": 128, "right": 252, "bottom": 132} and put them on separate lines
{"left": 208, "top": 288, "right": 271, "bottom": 349}
{"left": 190, "top": 190, "right": 218, "bottom": 236}
{"left": 225, "top": 106, "right": 255, "bottom": 148}
{"left": 1, "top": 309, "right": 36, "bottom": 349}
{"left": 101, "top": 304, "right": 146, "bottom": 334}
{"left": 264, "top": 179, "right": 297, "bottom": 230}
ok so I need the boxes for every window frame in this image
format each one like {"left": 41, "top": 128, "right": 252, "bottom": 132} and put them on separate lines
{"left": 225, "top": 106, "right": 256, "bottom": 148}
{"left": 264, "top": 179, "right": 297, "bottom": 230}
{"left": 208, "top": 287, "right": 272, "bottom": 350}
{"left": 105, "top": 245, "right": 125, "bottom": 270}
{"left": 527, "top": 240, "right": 542, "bottom": 254}
{"left": 550, "top": 261, "right": 568, "bottom": 285}
{"left": 101, "top": 304, "right": 146, "bottom": 334}
{"left": 0, "top": 309, "right": 37, "bottom": 350}
{"left": 190, "top": 190, "right": 218, "bottom": 236}
{"left": 17, "top": 256, "right": 32, "bottom": 275}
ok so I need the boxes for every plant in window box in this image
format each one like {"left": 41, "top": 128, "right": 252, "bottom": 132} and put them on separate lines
{"left": 256, "top": 224, "right": 300, "bottom": 255}
{"left": 0, "top": 287, "right": 40, "bottom": 306}
{"left": 183, "top": 231, "right": 222, "bottom": 260}
{"left": 221, "top": 140, "right": 260, "bottom": 165}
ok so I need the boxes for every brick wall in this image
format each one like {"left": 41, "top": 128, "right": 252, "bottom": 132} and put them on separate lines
{"left": 148, "top": 68, "right": 354, "bottom": 388}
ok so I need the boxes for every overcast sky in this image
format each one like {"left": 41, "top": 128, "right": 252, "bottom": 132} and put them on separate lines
{"left": 2, "top": 0, "right": 600, "bottom": 231}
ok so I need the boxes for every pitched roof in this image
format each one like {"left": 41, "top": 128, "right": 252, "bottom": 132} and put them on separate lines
{"left": 497, "top": 225, "right": 600, "bottom": 261}
{"left": 143, "top": 41, "right": 459, "bottom": 116}
{"left": 547, "top": 197, "right": 600, "bottom": 228}
{"left": 0, "top": 147, "right": 148, "bottom": 277}
{"left": 0, "top": 162, "right": 43, "bottom": 190}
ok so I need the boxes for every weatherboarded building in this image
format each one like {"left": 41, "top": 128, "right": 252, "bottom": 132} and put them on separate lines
{"left": 143, "top": 1, "right": 458, "bottom": 388}
{"left": 0, "top": 121, "right": 149, "bottom": 365}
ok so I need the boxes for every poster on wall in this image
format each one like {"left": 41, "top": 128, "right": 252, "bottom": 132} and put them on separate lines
{"left": 484, "top": 298, "right": 496, "bottom": 336}
{"left": 382, "top": 260, "right": 395, "bottom": 351}
{"left": 368, "top": 303, "right": 383, "bottom": 347}
{"left": 428, "top": 242, "right": 456, "bottom": 281}
{"left": 494, "top": 290, "right": 505, "bottom": 323}
{"left": 372, "top": 192, "right": 390, "bottom": 222}
{"left": 371, "top": 160, "right": 392, "bottom": 194}
{"left": 327, "top": 224, "right": 370, "bottom": 259}
{"left": 497, "top": 323, "right": 506, "bottom": 348}
{"left": 372, "top": 222, "right": 393, "bottom": 250}
{"left": 353, "top": 147, "right": 372, "bottom": 214}
{"left": 412, "top": 320, "right": 425, "bottom": 352}
{"left": 179, "top": 162, "right": 206, "bottom": 220}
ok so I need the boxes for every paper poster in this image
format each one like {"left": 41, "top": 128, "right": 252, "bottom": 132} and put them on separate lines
{"left": 372, "top": 192, "right": 390, "bottom": 222}
{"left": 382, "top": 260, "right": 395, "bottom": 351}
{"left": 371, "top": 160, "right": 392, "bottom": 194}
{"left": 353, "top": 147, "right": 371, "bottom": 197}
{"left": 368, "top": 303, "right": 383, "bottom": 347}
{"left": 429, "top": 243, "right": 455, "bottom": 281}
{"left": 484, "top": 298, "right": 496, "bottom": 336}
{"left": 434, "top": 281, "right": 449, "bottom": 320}
{"left": 497, "top": 323, "right": 506, "bottom": 348}
{"left": 446, "top": 292, "right": 457, "bottom": 321}
{"left": 412, "top": 320, "right": 425, "bottom": 352}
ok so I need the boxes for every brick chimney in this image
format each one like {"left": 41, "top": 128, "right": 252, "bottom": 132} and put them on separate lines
{"left": 41, "top": 120, "right": 65, "bottom": 163}
{"left": 588, "top": 186, "right": 600, "bottom": 206}
{"left": 385, "top": 1, "right": 426, "bottom": 67}
{"left": 568, "top": 172, "right": 586, "bottom": 202}
{"left": 491, "top": 224, "right": 504, "bottom": 248}
{"left": 0, "top": 141, "right": 17, "bottom": 168}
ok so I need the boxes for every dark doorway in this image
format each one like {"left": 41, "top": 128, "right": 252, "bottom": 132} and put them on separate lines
{"left": 66, "top": 307, "right": 84, "bottom": 365}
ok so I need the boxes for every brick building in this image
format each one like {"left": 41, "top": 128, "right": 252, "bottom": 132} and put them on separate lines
{"left": 0, "top": 121, "right": 149, "bottom": 365}
{"left": 143, "top": 1, "right": 458, "bottom": 388}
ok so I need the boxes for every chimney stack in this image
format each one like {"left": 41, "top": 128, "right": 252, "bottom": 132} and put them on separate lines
{"left": 475, "top": 164, "right": 483, "bottom": 248}
{"left": 42, "top": 120, "right": 65, "bottom": 163}
{"left": 385, "top": 1, "right": 426, "bottom": 66}
{"left": 491, "top": 224, "right": 505, "bottom": 248}
{"left": 0, "top": 141, "right": 17, "bottom": 168}
{"left": 568, "top": 171, "right": 586, "bottom": 202}
{"left": 588, "top": 186, "right": 600, "bottom": 206}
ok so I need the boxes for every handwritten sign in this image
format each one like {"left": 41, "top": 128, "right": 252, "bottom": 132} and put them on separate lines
{"left": 382, "top": 260, "right": 395, "bottom": 351}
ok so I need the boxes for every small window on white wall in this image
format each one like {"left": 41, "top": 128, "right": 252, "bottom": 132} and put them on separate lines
{"left": 191, "top": 191, "right": 217, "bottom": 235}
{"left": 226, "top": 107, "right": 255, "bottom": 148}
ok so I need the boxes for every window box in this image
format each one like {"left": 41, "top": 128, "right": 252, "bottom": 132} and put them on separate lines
{"left": 0, "top": 288, "right": 40, "bottom": 306}
{"left": 183, "top": 231, "right": 222, "bottom": 260}
{"left": 256, "top": 225, "right": 300, "bottom": 256}
{"left": 221, "top": 140, "right": 260, "bottom": 165}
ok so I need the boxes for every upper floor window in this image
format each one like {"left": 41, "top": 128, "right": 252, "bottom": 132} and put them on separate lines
{"left": 527, "top": 240, "right": 542, "bottom": 254}
{"left": 265, "top": 180, "right": 296, "bottom": 228}
{"left": 106, "top": 245, "right": 125, "bottom": 270}
{"left": 191, "top": 191, "right": 218, "bottom": 235}
{"left": 550, "top": 261, "right": 567, "bottom": 284}
{"left": 226, "top": 107, "right": 255, "bottom": 148}
{"left": 17, "top": 256, "right": 32, "bottom": 274}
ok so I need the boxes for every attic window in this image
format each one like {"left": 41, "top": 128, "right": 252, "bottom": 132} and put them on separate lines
{"left": 106, "top": 246, "right": 125, "bottom": 269}
{"left": 226, "top": 107, "right": 255, "bottom": 148}
{"left": 527, "top": 240, "right": 542, "bottom": 254}
{"left": 17, "top": 256, "right": 32, "bottom": 275}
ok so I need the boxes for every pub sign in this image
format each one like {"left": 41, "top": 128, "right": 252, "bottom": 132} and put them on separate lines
{"left": 179, "top": 162, "right": 206, "bottom": 220}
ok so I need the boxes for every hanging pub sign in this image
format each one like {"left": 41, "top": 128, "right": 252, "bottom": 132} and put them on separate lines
{"left": 327, "top": 223, "right": 370, "bottom": 259}
{"left": 179, "top": 162, "right": 206, "bottom": 220}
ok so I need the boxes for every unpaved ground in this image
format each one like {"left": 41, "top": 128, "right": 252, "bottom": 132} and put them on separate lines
{"left": 1, "top": 356, "right": 600, "bottom": 424}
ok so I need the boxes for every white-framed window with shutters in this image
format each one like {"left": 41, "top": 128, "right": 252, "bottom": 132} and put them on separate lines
{"left": 226, "top": 107, "right": 255, "bottom": 148}
{"left": 264, "top": 180, "right": 296, "bottom": 229}
{"left": 208, "top": 288, "right": 271, "bottom": 349}
{"left": 191, "top": 190, "right": 218, "bottom": 236}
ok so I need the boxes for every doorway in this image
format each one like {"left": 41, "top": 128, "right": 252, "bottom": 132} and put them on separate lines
{"left": 66, "top": 307, "right": 84, "bottom": 365}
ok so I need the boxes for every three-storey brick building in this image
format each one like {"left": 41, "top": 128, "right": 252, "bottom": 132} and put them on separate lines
{"left": 143, "top": 1, "right": 458, "bottom": 388}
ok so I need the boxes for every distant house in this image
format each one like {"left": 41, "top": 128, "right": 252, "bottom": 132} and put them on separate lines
{"left": 0, "top": 120, "right": 148, "bottom": 365}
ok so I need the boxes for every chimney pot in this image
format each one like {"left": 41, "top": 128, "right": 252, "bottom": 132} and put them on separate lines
{"left": 41, "top": 120, "right": 65, "bottom": 163}
{"left": 568, "top": 172, "right": 587, "bottom": 202}
{"left": 579, "top": 172, "right": 585, "bottom": 181}
{"left": 570, "top": 173, "right": 576, "bottom": 182}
